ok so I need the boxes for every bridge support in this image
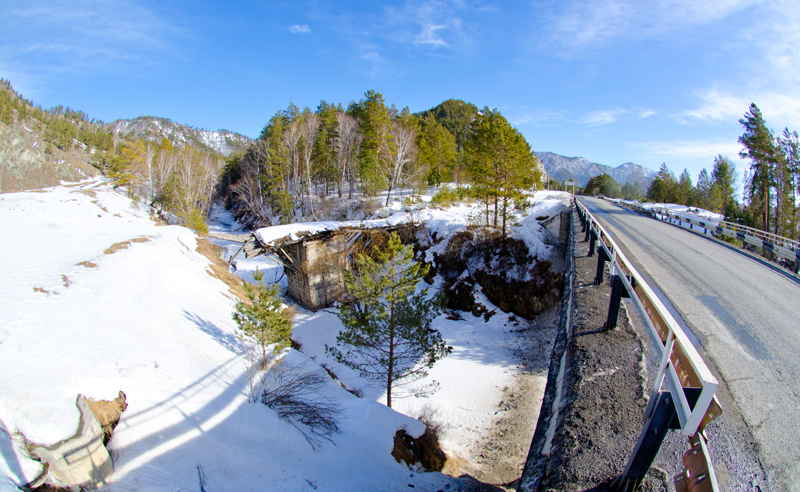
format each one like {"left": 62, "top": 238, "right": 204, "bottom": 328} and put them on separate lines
{"left": 613, "top": 392, "right": 676, "bottom": 492}
{"left": 594, "top": 247, "right": 609, "bottom": 285}
{"left": 605, "top": 274, "right": 631, "bottom": 329}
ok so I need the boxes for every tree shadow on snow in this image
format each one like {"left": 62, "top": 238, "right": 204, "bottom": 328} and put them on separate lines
{"left": 182, "top": 309, "right": 245, "bottom": 355}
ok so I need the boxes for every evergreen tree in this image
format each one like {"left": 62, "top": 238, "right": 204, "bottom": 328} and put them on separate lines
{"left": 418, "top": 113, "right": 457, "bottom": 187}
{"left": 710, "top": 155, "right": 738, "bottom": 218}
{"left": 233, "top": 268, "right": 293, "bottom": 367}
{"left": 647, "top": 163, "right": 677, "bottom": 203}
{"left": 352, "top": 90, "right": 394, "bottom": 197}
{"left": 739, "top": 103, "right": 777, "bottom": 232}
{"left": 696, "top": 168, "right": 712, "bottom": 211}
{"left": 417, "top": 99, "right": 479, "bottom": 151}
{"left": 327, "top": 232, "right": 450, "bottom": 408}
{"left": 584, "top": 173, "right": 621, "bottom": 198}
{"left": 778, "top": 128, "right": 800, "bottom": 237}
{"left": 465, "top": 108, "right": 542, "bottom": 236}
{"left": 676, "top": 169, "right": 694, "bottom": 205}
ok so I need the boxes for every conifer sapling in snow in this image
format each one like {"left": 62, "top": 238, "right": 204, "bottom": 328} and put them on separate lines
{"left": 233, "top": 268, "right": 292, "bottom": 368}
{"left": 326, "top": 232, "right": 450, "bottom": 408}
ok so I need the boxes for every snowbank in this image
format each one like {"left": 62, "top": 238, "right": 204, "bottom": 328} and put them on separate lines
{"left": 0, "top": 181, "right": 453, "bottom": 491}
{"left": 1, "top": 184, "right": 567, "bottom": 491}
{"left": 633, "top": 201, "right": 724, "bottom": 221}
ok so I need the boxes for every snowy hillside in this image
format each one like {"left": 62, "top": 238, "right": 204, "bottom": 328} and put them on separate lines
{"left": 108, "top": 116, "right": 252, "bottom": 156}
{"left": 0, "top": 181, "right": 570, "bottom": 491}
{"left": 535, "top": 151, "right": 656, "bottom": 188}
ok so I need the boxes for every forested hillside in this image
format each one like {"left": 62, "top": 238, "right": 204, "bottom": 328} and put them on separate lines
{"left": 1, "top": 80, "right": 547, "bottom": 235}
{"left": 0, "top": 80, "right": 246, "bottom": 204}
{"left": 0, "top": 79, "right": 246, "bottom": 235}
{"left": 220, "top": 91, "right": 545, "bottom": 232}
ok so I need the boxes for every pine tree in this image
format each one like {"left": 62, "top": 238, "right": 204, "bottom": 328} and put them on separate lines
{"left": 710, "top": 155, "right": 738, "bottom": 218}
{"left": 647, "top": 163, "right": 677, "bottom": 204}
{"left": 696, "top": 168, "right": 712, "bottom": 211}
{"left": 353, "top": 90, "right": 394, "bottom": 197}
{"left": 739, "top": 103, "right": 777, "bottom": 232}
{"left": 233, "top": 268, "right": 293, "bottom": 367}
{"left": 418, "top": 113, "right": 457, "bottom": 187}
{"left": 327, "top": 232, "right": 450, "bottom": 408}
{"left": 676, "top": 169, "right": 694, "bottom": 205}
{"left": 465, "top": 108, "right": 542, "bottom": 236}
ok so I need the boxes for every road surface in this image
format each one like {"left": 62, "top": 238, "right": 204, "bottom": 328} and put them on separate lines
{"left": 579, "top": 196, "right": 800, "bottom": 491}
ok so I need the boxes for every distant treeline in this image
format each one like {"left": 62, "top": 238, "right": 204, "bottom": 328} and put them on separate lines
{"left": 220, "top": 91, "right": 544, "bottom": 235}
{"left": 581, "top": 102, "right": 800, "bottom": 239}
{"left": 0, "top": 79, "right": 224, "bottom": 233}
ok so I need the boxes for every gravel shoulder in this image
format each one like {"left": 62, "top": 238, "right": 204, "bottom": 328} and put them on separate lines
{"left": 520, "top": 210, "right": 684, "bottom": 491}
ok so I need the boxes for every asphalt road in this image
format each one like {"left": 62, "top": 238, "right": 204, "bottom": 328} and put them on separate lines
{"left": 578, "top": 196, "right": 800, "bottom": 491}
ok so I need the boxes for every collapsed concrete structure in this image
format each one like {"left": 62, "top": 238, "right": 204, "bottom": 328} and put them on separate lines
{"left": 212, "top": 224, "right": 420, "bottom": 311}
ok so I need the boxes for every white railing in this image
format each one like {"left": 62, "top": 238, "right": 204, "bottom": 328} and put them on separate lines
{"left": 576, "top": 200, "right": 721, "bottom": 491}
{"left": 617, "top": 201, "right": 800, "bottom": 272}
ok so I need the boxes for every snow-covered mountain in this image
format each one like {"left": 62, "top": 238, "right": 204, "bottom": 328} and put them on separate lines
{"left": 536, "top": 151, "right": 656, "bottom": 188}
{"left": 108, "top": 116, "right": 252, "bottom": 156}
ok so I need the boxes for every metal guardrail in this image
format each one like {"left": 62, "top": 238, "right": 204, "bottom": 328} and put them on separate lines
{"left": 617, "top": 201, "right": 800, "bottom": 273}
{"left": 576, "top": 200, "right": 722, "bottom": 492}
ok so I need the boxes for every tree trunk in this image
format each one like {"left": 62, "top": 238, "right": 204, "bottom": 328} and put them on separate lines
{"left": 387, "top": 299, "right": 395, "bottom": 408}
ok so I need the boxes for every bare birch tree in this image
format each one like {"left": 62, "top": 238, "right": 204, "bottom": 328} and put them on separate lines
{"left": 383, "top": 120, "right": 417, "bottom": 206}
{"left": 335, "top": 112, "right": 362, "bottom": 199}
{"left": 300, "top": 110, "right": 320, "bottom": 215}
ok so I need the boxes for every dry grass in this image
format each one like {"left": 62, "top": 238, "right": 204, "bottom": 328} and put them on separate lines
{"left": 33, "top": 286, "right": 49, "bottom": 294}
{"left": 61, "top": 274, "right": 71, "bottom": 288}
{"left": 77, "top": 260, "right": 98, "bottom": 268}
{"left": 92, "top": 200, "right": 108, "bottom": 214}
{"left": 103, "top": 237, "right": 151, "bottom": 255}
{"left": 391, "top": 406, "right": 447, "bottom": 472}
{"left": 86, "top": 391, "right": 127, "bottom": 445}
{"left": 76, "top": 189, "right": 97, "bottom": 198}
{"left": 196, "top": 238, "right": 248, "bottom": 302}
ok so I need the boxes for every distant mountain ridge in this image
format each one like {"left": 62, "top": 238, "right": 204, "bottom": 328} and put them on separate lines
{"left": 108, "top": 116, "right": 252, "bottom": 157}
{"left": 535, "top": 151, "right": 656, "bottom": 188}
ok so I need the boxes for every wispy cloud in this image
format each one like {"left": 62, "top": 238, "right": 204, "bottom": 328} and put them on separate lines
{"left": 537, "top": 0, "right": 758, "bottom": 54}
{"left": 639, "top": 109, "right": 656, "bottom": 118}
{"left": 581, "top": 107, "right": 627, "bottom": 126}
{"left": 305, "top": 1, "right": 474, "bottom": 80}
{"left": 508, "top": 109, "right": 569, "bottom": 127}
{"left": 510, "top": 106, "right": 631, "bottom": 127}
{"left": 383, "top": 1, "right": 471, "bottom": 52}
{"left": 0, "top": 0, "right": 189, "bottom": 75}
{"left": 357, "top": 47, "right": 393, "bottom": 79}
{"left": 675, "top": 89, "right": 800, "bottom": 129}
{"left": 414, "top": 23, "right": 450, "bottom": 47}
{"left": 632, "top": 139, "right": 743, "bottom": 160}
{"left": 289, "top": 24, "right": 311, "bottom": 34}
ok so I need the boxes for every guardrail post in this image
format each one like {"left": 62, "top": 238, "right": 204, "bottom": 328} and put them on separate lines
{"left": 589, "top": 230, "right": 597, "bottom": 256}
{"left": 585, "top": 221, "right": 592, "bottom": 242}
{"left": 613, "top": 392, "right": 676, "bottom": 492}
{"left": 605, "top": 274, "right": 630, "bottom": 329}
{"left": 594, "top": 247, "right": 609, "bottom": 285}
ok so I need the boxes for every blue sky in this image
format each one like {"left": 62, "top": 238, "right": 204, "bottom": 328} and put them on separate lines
{"left": 2, "top": 0, "right": 799, "bottom": 185}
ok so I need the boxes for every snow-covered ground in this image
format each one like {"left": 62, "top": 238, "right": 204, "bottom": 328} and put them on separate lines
{"left": 0, "top": 180, "right": 570, "bottom": 491}
{"left": 612, "top": 198, "right": 724, "bottom": 221}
